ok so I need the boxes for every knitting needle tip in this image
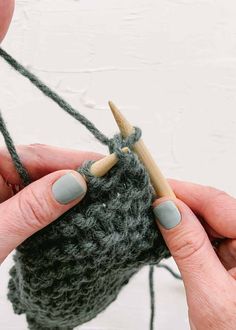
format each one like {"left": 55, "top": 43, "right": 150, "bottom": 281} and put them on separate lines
{"left": 108, "top": 101, "right": 133, "bottom": 136}
{"left": 90, "top": 147, "right": 129, "bottom": 177}
{"left": 108, "top": 101, "right": 175, "bottom": 198}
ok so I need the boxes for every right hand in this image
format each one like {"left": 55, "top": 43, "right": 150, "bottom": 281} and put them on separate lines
{"left": 153, "top": 180, "right": 236, "bottom": 330}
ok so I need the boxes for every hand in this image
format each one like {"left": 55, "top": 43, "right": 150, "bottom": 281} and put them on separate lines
{"left": 153, "top": 180, "right": 236, "bottom": 330}
{"left": 0, "top": 144, "right": 101, "bottom": 264}
{"left": 0, "top": 0, "right": 15, "bottom": 43}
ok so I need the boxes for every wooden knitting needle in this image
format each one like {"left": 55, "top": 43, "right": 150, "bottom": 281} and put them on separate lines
{"left": 108, "top": 101, "right": 175, "bottom": 198}
{"left": 90, "top": 147, "right": 130, "bottom": 177}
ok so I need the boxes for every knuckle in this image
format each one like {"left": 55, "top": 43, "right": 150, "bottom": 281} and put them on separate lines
{"left": 28, "top": 143, "right": 48, "bottom": 149}
{"left": 202, "top": 186, "right": 234, "bottom": 216}
{"left": 27, "top": 144, "right": 47, "bottom": 171}
{"left": 207, "top": 186, "right": 230, "bottom": 202}
{"left": 17, "top": 186, "right": 53, "bottom": 229}
{"left": 205, "top": 186, "right": 229, "bottom": 203}
{"left": 28, "top": 143, "right": 46, "bottom": 158}
{"left": 170, "top": 229, "right": 207, "bottom": 262}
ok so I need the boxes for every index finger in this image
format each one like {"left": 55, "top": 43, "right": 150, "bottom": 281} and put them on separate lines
{"left": 0, "top": 144, "right": 103, "bottom": 185}
{"left": 168, "top": 179, "right": 236, "bottom": 238}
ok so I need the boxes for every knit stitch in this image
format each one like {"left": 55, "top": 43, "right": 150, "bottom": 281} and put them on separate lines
{"left": 0, "top": 47, "right": 178, "bottom": 330}
{"left": 8, "top": 149, "right": 170, "bottom": 329}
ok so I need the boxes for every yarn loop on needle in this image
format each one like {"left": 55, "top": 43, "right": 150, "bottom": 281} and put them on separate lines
{"left": 0, "top": 47, "right": 181, "bottom": 330}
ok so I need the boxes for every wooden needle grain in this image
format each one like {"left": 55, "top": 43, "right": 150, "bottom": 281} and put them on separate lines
{"left": 108, "top": 101, "right": 175, "bottom": 198}
{"left": 90, "top": 147, "right": 129, "bottom": 177}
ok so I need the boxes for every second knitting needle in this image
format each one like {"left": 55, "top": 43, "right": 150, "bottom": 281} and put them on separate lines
{"left": 108, "top": 101, "right": 175, "bottom": 198}
{"left": 90, "top": 147, "right": 129, "bottom": 177}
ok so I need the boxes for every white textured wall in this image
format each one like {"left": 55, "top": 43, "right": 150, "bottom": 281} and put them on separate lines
{"left": 1, "top": 0, "right": 236, "bottom": 329}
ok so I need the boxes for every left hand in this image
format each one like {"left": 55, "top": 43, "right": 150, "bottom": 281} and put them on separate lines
{"left": 0, "top": 144, "right": 102, "bottom": 263}
{"left": 0, "top": 0, "right": 15, "bottom": 43}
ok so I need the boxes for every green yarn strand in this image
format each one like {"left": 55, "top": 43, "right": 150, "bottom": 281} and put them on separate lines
{"left": 149, "top": 265, "right": 155, "bottom": 330}
{"left": 0, "top": 111, "right": 30, "bottom": 186}
{"left": 0, "top": 47, "right": 182, "bottom": 330}
{"left": 0, "top": 47, "right": 110, "bottom": 147}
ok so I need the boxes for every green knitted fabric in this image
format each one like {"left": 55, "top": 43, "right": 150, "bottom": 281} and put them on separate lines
{"left": 0, "top": 47, "right": 175, "bottom": 330}
{"left": 8, "top": 149, "right": 169, "bottom": 330}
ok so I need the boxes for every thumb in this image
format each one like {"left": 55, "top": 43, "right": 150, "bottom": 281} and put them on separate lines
{"left": 153, "top": 198, "right": 228, "bottom": 291}
{"left": 0, "top": 170, "right": 86, "bottom": 262}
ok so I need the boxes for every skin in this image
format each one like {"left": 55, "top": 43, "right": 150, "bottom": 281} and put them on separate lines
{"left": 153, "top": 182, "right": 236, "bottom": 330}
{"left": 0, "top": 144, "right": 102, "bottom": 262}
{"left": 1, "top": 4, "right": 236, "bottom": 329}
{"left": 0, "top": 0, "right": 14, "bottom": 42}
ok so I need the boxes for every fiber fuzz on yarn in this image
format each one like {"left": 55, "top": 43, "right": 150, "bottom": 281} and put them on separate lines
{"left": 0, "top": 47, "right": 171, "bottom": 329}
{"left": 8, "top": 148, "right": 169, "bottom": 330}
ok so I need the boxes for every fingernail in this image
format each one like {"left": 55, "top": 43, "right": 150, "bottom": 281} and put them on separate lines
{"left": 52, "top": 173, "right": 85, "bottom": 205}
{"left": 153, "top": 200, "right": 181, "bottom": 229}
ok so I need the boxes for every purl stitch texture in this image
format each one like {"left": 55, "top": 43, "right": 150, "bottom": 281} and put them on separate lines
{"left": 8, "top": 148, "right": 170, "bottom": 330}
{"left": 0, "top": 47, "right": 173, "bottom": 329}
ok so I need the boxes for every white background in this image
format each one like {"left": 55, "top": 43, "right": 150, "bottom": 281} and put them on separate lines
{"left": 1, "top": 0, "right": 236, "bottom": 329}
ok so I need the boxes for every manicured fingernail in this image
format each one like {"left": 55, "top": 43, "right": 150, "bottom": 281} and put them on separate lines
{"left": 52, "top": 173, "right": 85, "bottom": 205}
{"left": 153, "top": 200, "right": 181, "bottom": 229}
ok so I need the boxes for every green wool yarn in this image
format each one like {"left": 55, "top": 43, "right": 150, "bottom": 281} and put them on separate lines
{"left": 8, "top": 149, "right": 169, "bottom": 330}
{"left": 0, "top": 47, "right": 179, "bottom": 330}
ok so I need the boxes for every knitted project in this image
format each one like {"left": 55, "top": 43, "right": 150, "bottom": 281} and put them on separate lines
{"left": 0, "top": 48, "right": 180, "bottom": 330}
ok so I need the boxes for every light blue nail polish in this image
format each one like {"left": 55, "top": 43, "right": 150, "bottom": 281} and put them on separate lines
{"left": 153, "top": 201, "right": 181, "bottom": 229}
{"left": 52, "top": 173, "right": 85, "bottom": 205}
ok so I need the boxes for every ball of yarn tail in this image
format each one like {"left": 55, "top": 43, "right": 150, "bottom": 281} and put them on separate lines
{"left": 8, "top": 150, "right": 170, "bottom": 330}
